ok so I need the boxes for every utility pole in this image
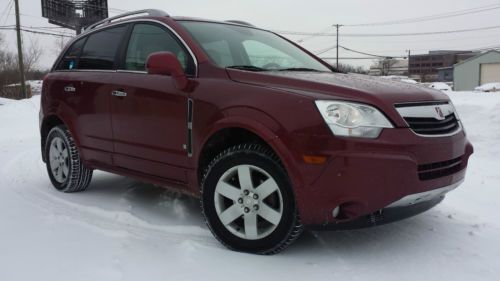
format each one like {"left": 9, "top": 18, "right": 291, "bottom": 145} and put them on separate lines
{"left": 334, "top": 24, "right": 342, "bottom": 69}
{"left": 406, "top": 49, "right": 411, "bottom": 77}
{"left": 14, "top": 0, "right": 27, "bottom": 99}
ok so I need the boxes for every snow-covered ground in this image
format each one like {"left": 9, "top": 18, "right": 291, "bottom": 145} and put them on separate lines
{"left": 1, "top": 92, "right": 499, "bottom": 281}
{"left": 27, "top": 80, "right": 43, "bottom": 96}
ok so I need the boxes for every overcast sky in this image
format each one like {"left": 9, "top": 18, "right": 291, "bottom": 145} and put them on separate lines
{"left": 1, "top": 0, "right": 500, "bottom": 70}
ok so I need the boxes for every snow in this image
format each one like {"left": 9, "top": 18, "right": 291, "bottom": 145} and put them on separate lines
{"left": 1, "top": 92, "right": 500, "bottom": 280}
{"left": 475, "top": 82, "right": 500, "bottom": 92}
{"left": 429, "top": 82, "right": 452, "bottom": 91}
{"left": 400, "top": 78, "right": 418, "bottom": 84}
{"left": 380, "top": 76, "right": 418, "bottom": 84}
{"left": 4, "top": 80, "right": 43, "bottom": 96}
{"left": 27, "top": 80, "right": 43, "bottom": 96}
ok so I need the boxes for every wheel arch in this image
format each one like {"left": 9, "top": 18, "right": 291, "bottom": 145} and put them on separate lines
{"left": 196, "top": 117, "right": 303, "bottom": 192}
{"left": 40, "top": 114, "right": 72, "bottom": 162}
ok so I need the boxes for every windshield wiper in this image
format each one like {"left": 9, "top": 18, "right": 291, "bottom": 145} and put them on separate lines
{"left": 277, "top": 67, "right": 322, "bottom": 72}
{"left": 226, "top": 65, "right": 267, "bottom": 72}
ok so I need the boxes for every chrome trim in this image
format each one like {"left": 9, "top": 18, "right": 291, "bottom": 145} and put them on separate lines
{"left": 84, "top": 9, "right": 169, "bottom": 32}
{"left": 55, "top": 69, "right": 117, "bottom": 73}
{"left": 54, "top": 19, "right": 199, "bottom": 77}
{"left": 116, "top": 70, "right": 147, "bottom": 74}
{"left": 64, "top": 85, "right": 76, "bottom": 93}
{"left": 187, "top": 98, "right": 194, "bottom": 157}
{"left": 387, "top": 179, "right": 463, "bottom": 208}
{"left": 396, "top": 102, "right": 455, "bottom": 119}
{"left": 111, "top": 90, "right": 127, "bottom": 97}
{"left": 395, "top": 102, "right": 462, "bottom": 138}
{"left": 411, "top": 122, "right": 463, "bottom": 138}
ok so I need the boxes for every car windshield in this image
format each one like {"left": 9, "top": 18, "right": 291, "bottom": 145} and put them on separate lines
{"left": 178, "top": 21, "right": 331, "bottom": 72}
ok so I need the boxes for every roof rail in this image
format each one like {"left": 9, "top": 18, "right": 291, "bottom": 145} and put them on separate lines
{"left": 225, "top": 20, "right": 255, "bottom": 27}
{"left": 84, "top": 9, "right": 169, "bottom": 32}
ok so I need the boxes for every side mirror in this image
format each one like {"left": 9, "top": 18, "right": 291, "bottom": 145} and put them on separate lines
{"left": 146, "top": 52, "right": 189, "bottom": 90}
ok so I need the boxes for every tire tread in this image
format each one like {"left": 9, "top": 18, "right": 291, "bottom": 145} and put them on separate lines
{"left": 200, "top": 143, "right": 303, "bottom": 255}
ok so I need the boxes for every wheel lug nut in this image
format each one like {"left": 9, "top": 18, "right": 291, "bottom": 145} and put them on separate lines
{"left": 244, "top": 207, "right": 250, "bottom": 213}
{"left": 238, "top": 198, "right": 243, "bottom": 204}
{"left": 253, "top": 205, "right": 259, "bottom": 211}
{"left": 253, "top": 194, "right": 259, "bottom": 200}
{"left": 244, "top": 190, "right": 249, "bottom": 196}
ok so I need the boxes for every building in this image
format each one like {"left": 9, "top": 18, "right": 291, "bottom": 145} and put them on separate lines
{"left": 368, "top": 59, "right": 408, "bottom": 76}
{"left": 409, "top": 50, "right": 478, "bottom": 82}
{"left": 454, "top": 50, "right": 500, "bottom": 91}
{"left": 437, "top": 66, "right": 453, "bottom": 82}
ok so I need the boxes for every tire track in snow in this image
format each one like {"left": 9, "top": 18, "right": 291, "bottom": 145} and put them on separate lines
{"left": 0, "top": 144, "right": 219, "bottom": 248}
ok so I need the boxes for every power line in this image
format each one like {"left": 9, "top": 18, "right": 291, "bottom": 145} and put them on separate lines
{"left": 346, "top": 3, "right": 500, "bottom": 27}
{"left": 289, "top": 3, "right": 500, "bottom": 42}
{"left": 0, "top": 0, "right": 13, "bottom": 25}
{"left": 315, "top": 45, "right": 337, "bottom": 55}
{"left": 339, "top": 45, "right": 400, "bottom": 58}
{"left": 276, "top": 24, "right": 500, "bottom": 37}
{"left": 319, "top": 43, "right": 500, "bottom": 62}
{"left": 0, "top": 26, "right": 74, "bottom": 37}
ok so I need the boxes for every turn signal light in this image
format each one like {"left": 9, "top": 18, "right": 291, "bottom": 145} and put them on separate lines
{"left": 302, "top": 155, "right": 327, "bottom": 165}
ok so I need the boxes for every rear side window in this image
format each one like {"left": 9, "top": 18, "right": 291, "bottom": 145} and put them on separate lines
{"left": 79, "top": 25, "right": 127, "bottom": 70}
{"left": 123, "top": 23, "right": 194, "bottom": 74}
{"left": 56, "top": 38, "right": 86, "bottom": 70}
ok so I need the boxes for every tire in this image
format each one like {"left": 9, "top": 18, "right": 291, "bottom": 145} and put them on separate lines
{"left": 201, "top": 143, "right": 303, "bottom": 255}
{"left": 45, "top": 125, "right": 93, "bottom": 193}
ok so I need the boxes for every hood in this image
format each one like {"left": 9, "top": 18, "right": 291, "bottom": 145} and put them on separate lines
{"left": 226, "top": 69, "right": 449, "bottom": 114}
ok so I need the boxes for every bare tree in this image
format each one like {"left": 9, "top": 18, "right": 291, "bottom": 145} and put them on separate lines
{"left": 22, "top": 37, "right": 44, "bottom": 74}
{"left": 53, "top": 35, "right": 70, "bottom": 55}
{"left": 336, "top": 63, "right": 368, "bottom": 74}
{"left": 371, "top": 58, "right": 399, "bottom": 76}
{"left": 1, "top": 33, "right": 46, "bottom": 91}
{"left": 0, "top": 33, "right": 17, "bottom": 87}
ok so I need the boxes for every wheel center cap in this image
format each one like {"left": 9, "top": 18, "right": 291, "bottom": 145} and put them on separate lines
{"left": 245, "top": 198, "right": 253, "bottom": 206}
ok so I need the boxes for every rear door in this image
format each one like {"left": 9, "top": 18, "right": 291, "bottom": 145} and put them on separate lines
{"left": 49, "top": 25, "right": 127, "bottom": 166}
{"left": 109, "top": 22, "right": 196, "bottom": 182}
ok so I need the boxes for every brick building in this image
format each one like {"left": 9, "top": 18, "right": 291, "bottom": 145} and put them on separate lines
{"left": 409, "top": 50, "right": 478, "bottom": 82}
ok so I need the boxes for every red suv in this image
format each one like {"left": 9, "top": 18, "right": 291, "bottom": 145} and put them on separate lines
{"left": 40, "top": 9, "right": 473, "bottom": 254}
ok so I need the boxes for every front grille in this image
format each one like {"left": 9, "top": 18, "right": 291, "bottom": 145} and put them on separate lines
{"left": 418, "top": 156, "right": 464, "bottom": 181}
{"left": 404, "top": 113, "right": 460, "bottom": 136}
{"left": 395, "top": 102, "right": 461, "bottom": 137}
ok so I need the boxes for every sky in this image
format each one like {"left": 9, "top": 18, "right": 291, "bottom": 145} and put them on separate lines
{"left": 1, "top": 0, "right": 500, "bottom": 70}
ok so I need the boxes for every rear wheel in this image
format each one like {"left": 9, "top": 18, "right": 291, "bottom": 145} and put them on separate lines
{"left": 45, "top": 125, "right": 93, "bottom": 193}
{"left": 201, "top": 144, "right": 303, "bottom": 255}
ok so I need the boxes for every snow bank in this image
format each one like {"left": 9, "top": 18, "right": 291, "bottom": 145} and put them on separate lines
{"left": 0, "top": 92, "right": 499, "bottom": 281}
{"left": 474, "top": 82, "right": 500, "bottom": 92}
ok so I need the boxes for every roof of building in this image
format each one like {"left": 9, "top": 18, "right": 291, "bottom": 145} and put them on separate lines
{"left": 412, "top": 50, "right": 475, "bottom": 57}
{"left": 453, "top": 50, "right": 500, "bottom": 68}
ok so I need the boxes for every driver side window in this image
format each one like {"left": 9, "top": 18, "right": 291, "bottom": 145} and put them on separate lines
{"left": 124, "top": 23, "right": 193, "bottom": 74}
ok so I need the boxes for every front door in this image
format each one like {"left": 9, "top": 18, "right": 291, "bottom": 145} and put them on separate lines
{"left": 109, "top": 23, "right": 196, "bottom": 183}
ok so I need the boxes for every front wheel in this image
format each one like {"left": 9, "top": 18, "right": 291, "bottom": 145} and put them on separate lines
{"left": 45, "top": 125, "right": 93, "bottom": 193}
{"left": 201, "top": 144, "right": 303, "bottom": 255}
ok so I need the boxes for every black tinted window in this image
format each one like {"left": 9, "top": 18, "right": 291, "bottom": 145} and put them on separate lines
{"left": 56, "top": 38, "right": 86, "bottom": 70}
{"left": 79, "top": 25, "right": 127, "bottom": 70}
{"left": 124, "top": 23, "right": 194, "bottom": 74}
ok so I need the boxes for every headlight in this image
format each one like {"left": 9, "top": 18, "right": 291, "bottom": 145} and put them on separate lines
{"left": 315, "top": 101, "right": 393, "bottom": 138}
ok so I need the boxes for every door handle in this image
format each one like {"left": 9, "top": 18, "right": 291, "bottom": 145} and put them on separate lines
{"left": 64, "top": 85, "right": 76, "bottom": 93}
{"left": 111, "top": 90, "right": 127, "bottom": 97}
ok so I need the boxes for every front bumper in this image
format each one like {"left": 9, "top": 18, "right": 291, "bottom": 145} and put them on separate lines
{"left": 291, "top": 127, "right": 473, "bottom": 225}
{"left": 309, "top": 180, "right": 462, "bottom": 230}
